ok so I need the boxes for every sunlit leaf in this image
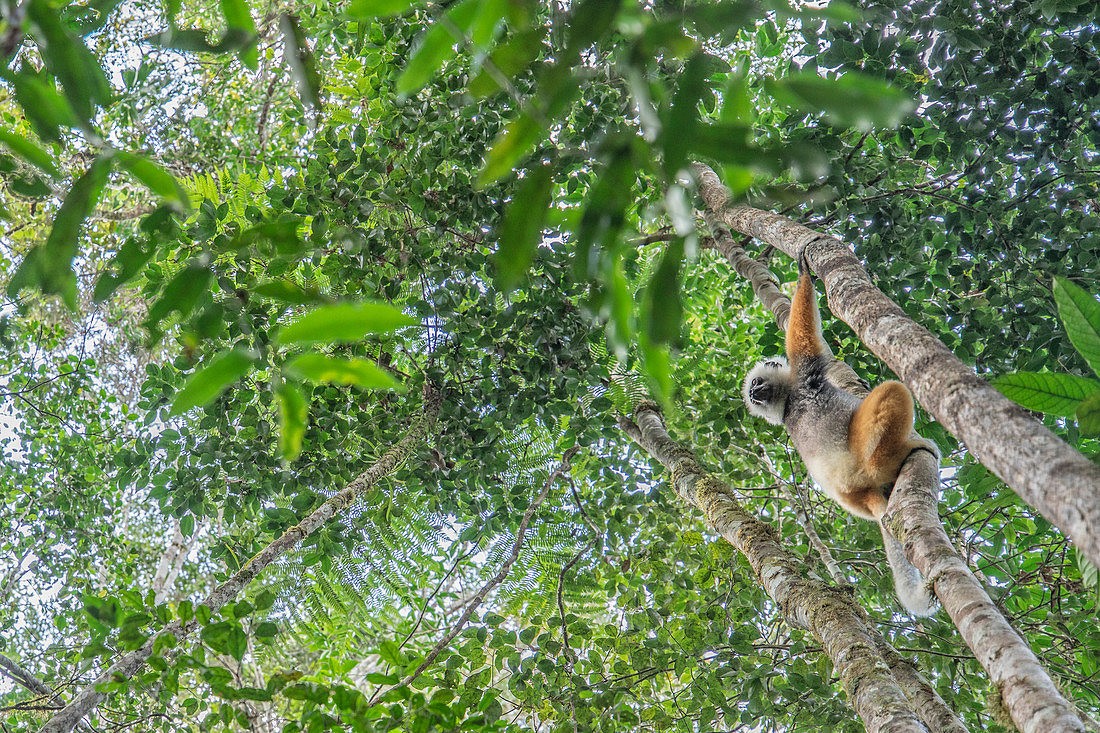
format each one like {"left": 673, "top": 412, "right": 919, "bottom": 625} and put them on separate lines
{"left": 662, "top": 52, "right": 709, "bottom": 177}
{"left": 496, "top": 163, "right": 554, "bottom": 291}
{"left": 277, "top": 303, "right": 417, "bottom": 345}
{"left": 61, "top": 0, "right": 125, "bottom": 34}
{"left": 284, "top": 354, "right": 401, "bottom": 390}
{"left": 220, "top": 0, "right": 258, "bottom": 67}
{"left": 1077, "top": 393, "right": 1100, "bottom": 435}
{"left": 767, "top": 72, "right": 916, "bottom": 130}
{"left": 116, "top": 151, "right": 190, "bottom": 208}
{"left": 642, "top": 239, "right": 684, "bottom": 345}
{"left": 478, "top": 113, "right": 542, "bottom": 187}
{"left": 5, "top": 69, "right": 81, "bottom": 142}
{"left": 0, "top": 127, "right": 60, "bottom": 177}
{"left": 254, "top": 280, "right": 324, "bottom": 304}
{"left": 396, "top": 0, "right": 479, "bottom": 97}
{"left": 1053, "top": 277, "right": 1100, "bottom": 377}
{"left": 145, "top": 262, "right": 213, "bottom": 333}
{"left": 469, "top": 28, "right": 546, "bottom": 98}
{"left": 347, "top": 0, "right": 416, "bottom": 18}
{"left": 6, "top": 156, "right": 112, "bottom": 308}
{"left": 27, "top": 0, "right": 113, "bottom": 121}
{"left": 276, "top": 383, "right": 308, "bottom": 461}
{"left": 992, "top": 372, "right": 1100, "bottom": 417}
{"left": 170, "top": 348, "right": 258, "bottom": 415}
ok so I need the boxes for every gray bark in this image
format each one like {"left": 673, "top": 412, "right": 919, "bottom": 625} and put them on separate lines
{"left": 695, "top": 163, "right": 1090, "bottom": 733}
{"left": 889, "top": 451, "right": 1087, "bottom": 732}
{"left": 622, "top": 406, "right": 931, "bottom": 733}
{"left": 40, "top": 389, "right": 440, "bottom": 733}
{"left": 694, "top": 164, "right": 1100, "bottom": 576}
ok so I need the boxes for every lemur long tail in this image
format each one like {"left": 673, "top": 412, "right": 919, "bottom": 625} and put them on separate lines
{"left": 880, "top": 524, "right": 937, "bottom": 616}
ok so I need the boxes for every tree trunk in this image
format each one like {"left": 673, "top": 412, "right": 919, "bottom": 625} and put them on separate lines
{"left": 889, "top": 451, "right": 1088, "bottom": 732}
{"left": 621, "top": 406, "right": 932, "bottom": 733}
{"left": 695, "top": 165, "right": 1091, "bottom": 733}
{"left": 40, "top": 388, "right": 440, "bottom": 733}
{"left": 694, "top": 163, "right": 1100, "bottom": 575}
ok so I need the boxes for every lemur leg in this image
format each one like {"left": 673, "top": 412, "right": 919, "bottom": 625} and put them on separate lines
{"left": 849, "top": 380, "right": 918, "bottom": 486}
{"left": 837, "top": 488, "right": 888, "bottom": 521}
{"left": 786, "top": 273, "right": 826, "bottom": 364}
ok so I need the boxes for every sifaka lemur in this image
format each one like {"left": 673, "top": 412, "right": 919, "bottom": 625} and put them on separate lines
{"left": 743, "top": 261, "right": 940, "bottom": 616}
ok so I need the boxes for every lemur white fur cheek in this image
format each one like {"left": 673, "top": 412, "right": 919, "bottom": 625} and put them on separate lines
{"left": 743, "top": 359, "right": 790, "bottom": 426}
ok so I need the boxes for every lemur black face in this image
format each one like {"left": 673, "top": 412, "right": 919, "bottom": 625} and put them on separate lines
{"left": 748, "top": 377, "right": 775, "bottom": 404}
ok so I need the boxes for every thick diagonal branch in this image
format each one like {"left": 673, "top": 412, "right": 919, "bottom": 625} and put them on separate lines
{"left": 694, "top": 163, "right": 1089, "bottom": 733}
{"left": 694, "top": 163, "right": 1100, "bottom": 576}
{"left": 621, "top": 405, "right": 931, "bottom": 733}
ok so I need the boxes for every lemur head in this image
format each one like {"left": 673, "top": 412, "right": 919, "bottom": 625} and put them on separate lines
{"left": 743, "top": 357, "right": 792, "bottom": 426}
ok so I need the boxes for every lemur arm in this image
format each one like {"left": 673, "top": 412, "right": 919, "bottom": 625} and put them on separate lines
{"left": 785, "top": 272, "right": 827, "bottom": 367}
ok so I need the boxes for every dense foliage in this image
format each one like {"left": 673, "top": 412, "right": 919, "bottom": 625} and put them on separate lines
{"left": 0, "top": 0, "right": 1097, "bottom": 731}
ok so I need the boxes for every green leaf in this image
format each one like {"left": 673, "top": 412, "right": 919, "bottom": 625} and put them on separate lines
{"left": 280, "top": 14, "right": 322, "bottom": 110}
{"left": 7, "top": 156, "right": 112, "bottom": 308}
{"left": 253, "top": 590, "right": 276, "bottom": 611}
{"left": 284, "top": 354, "right": 401, "bottom": 390}
{"left": 5, "top": 69, "right": 81, "bottom": 142}
{"left": 1077, "top": 393, "right": 1100, "bottom": 435}
{"left": 221, "top": 0, "right": 258, "bottom": 67}
{"left": 662, "top": 52, "right": 709, "bottom": 177}
{"left": 61, "top": 0, "right": 125, "bottom": 34}
{"left": 767, "top": 72, "right": 916, "bottom": 130}
{"left": 641, "top": 339, "right": 673, "bottom": 404}
{"left": 378, "top": 640, "right": 405, "bottom": 665}
{"left": 253, "top": 279, "right": 324, "bottom": 304}
{"left": 564, "top": 0, "right": 622, "bottom": 58}
{"left": 1053, "top": 277, "right": 1100, "bottom": 377}
{"left": 201, "top": 621, "right": 244, "bottom": 658}
{"left": 227, "top": 626, "right": 248, "bottom": 661}
{"left": 83, "top": 594, "right": 122, "bottom": 628}
{"left": 276, "top": 383, "right": 308, "bottom": 461}
{"left": 145, "top": 27, "right": 254, "bottom": 54}
{"left": 170, "top": 348, "right": 258, "bottom": 416}
{"left": 604, "top": 254, "right": 633, "bottom": 356}
{"left": 180, "top": 514, "right": 195, "bottom": 537}
{"left": 27, "top": 0, "right": 113, "bottom": 121}
{"left": 145, "top": 262, "right": 213, "bottom": 335}
{"left": 254, "top": 621, "right": 279, "bottom": 640}
{"left": 347, "top": 0, "right": 416, "bottom": 18}
{"left": 277, "top": 302, "right": 417, "bottom": 345}
{"left": 396, "top": 0, "right": 479, "bottom": 97}
{"left": 0, "top": 127, "right": 60, "bottom": 177}
{"left": 478, "top": 113, "right": 542, "bottom": 187}
{"left": 468, "top": 28, "right": 545, "bottom": 98}
{"left": 495, "top": 163, "right": 554, "bottom": 291}
{"left": 642, "top": 239, "right": 684, "bottom": 345}
{"left": 992, "top": 372, "right": 1100, "bottom": 416}
{"left": 116, "top": 152, "right": 190, "bottom": 209}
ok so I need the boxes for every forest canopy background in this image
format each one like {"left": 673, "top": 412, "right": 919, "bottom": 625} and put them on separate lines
{"left": 0, "top": 0, "right": 1099, "bottom": 732}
